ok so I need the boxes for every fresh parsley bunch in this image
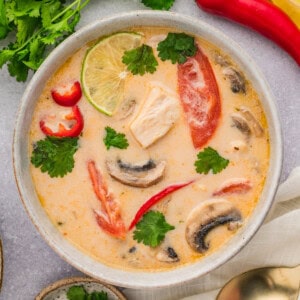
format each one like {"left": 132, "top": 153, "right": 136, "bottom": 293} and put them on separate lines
{"left": 0, "top": 0, "right": 89, "bottom": 82}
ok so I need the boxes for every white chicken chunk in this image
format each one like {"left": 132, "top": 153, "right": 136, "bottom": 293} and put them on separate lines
{"left": 130, "top": 83, "right": 180, "bottom": 148}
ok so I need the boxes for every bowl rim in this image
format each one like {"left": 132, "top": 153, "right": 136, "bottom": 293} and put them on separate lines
{"left": 13, "top": 10, "right": 283, "bottom": 288}
{"left": 35, "top": 277, "right": 127, "bottom": 300}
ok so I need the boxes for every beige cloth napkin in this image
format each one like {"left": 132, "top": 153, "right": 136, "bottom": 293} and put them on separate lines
{"left": 124, "top": 167, "right": 300, "bottom": 300}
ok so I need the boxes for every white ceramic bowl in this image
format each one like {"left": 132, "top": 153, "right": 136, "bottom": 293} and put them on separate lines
{"left": 13, "top": 11, "right": 282, "bottom": 288}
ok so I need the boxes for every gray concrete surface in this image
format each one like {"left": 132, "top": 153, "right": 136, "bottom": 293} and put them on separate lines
{"left": 0, "top": 1, "right": 299, "bottom": 299}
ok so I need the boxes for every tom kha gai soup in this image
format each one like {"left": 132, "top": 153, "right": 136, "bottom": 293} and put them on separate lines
{"left": 29, "top": 27, "right": 269, "bottom": 271}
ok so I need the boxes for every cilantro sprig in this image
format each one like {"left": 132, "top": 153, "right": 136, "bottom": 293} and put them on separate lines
{"left": 122, "top": 44, "right": 158, "bottom": 76}
{"left": 31, "top": 136, "right": 79, "bottom": 178}
{"left": 157, "top": 32, "right": 197, "bottom": 64}
{"left": 103, "top": 126, "right": 129, "bottom": 150}
{"left": 141, "top": 0, "right": 175, "bottom": 10}
{"left": 0, "top": 0, "right": 89, "bottom": 82}
{"left": 194, "top": 147, "right": 229, "bottom": 174}
{"left": 67, "top": 285, "right": 108, "bottom": 300}
{"left": 133, "top": 211, "right": 175, "bottom": 247}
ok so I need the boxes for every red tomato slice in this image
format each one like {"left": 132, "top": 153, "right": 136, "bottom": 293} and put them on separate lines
{"left": 178, "top": 46, "right": 221, "bottom": 149}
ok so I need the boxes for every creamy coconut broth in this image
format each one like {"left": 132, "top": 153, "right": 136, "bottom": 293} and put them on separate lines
{"left": 29, "top": 27, "right": 269, "bottom": 271}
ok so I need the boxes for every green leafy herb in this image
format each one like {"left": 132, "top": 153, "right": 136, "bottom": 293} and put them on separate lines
{"left": 67, "top": 285, "right": 108, "bottom": 300}
{"left": 103, "top": 126, "right": 129, "bottom": 150}
{"left": 0, "top": 0, "right": 89, "bottom": 82}
{"left": 122, "top": 44, "right": 158, "bottom": 75}
{"left": 31, "top": 136, "right": 79, "bottom": 178}
{"left": 133, "top": 211, "right": 175, "bottom": 247}
{"left": 194, "top": 147, "right": 229, "bottom": 174}
{"left": 141, "top": 0, "right": 175, "bottom": 10}
{"left": 157, "top": 32, "right": 197, "bottom": 64}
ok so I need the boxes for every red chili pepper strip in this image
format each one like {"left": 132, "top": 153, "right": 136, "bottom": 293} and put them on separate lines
{"left": 195, "top": 0, "right": 300, "bottom": 66}
{"left": 178, "top": 46, "right": 221, "bottom": 149}
{"left": 88, "top": 160, "right": 126, "bottom": 239}
{"left": 51, "top": 81, "right": 82, "bottom": 107}
{"left": 40, "top": 105, "right": 84, "bottom": 138}
{"left": 128, "top": 180, "right": 194, "bottom": 230}
{"left": 213, "top": 179, "right": 252, "bottom": 196}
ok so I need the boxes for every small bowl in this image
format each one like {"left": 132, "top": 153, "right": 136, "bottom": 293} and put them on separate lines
{"left": 35, "top": 277, "right": 127, "bottom": 300}
{"left": 13, "top": 11, "right": 282, "bottom": 288}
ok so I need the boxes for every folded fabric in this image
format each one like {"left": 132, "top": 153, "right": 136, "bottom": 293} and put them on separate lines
{"left": 123, "top": 167, "right": 300, "bottom": 300}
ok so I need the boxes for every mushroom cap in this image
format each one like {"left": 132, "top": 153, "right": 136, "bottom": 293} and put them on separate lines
{"left": 106, "top": 159, "right": 166, "bottom": 188}
{"left": 185, "top": 199, "right": 242, "bottom": 253}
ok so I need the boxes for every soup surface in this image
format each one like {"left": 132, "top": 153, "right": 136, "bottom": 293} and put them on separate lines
{"left": 29, "top": 27, "right": 269, "bottom": 271}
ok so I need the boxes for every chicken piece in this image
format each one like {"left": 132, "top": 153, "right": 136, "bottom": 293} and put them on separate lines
{"left": 130, "top": 83, "right": 180, "bottom": 148}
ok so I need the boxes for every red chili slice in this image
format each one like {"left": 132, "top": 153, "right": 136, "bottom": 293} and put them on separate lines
{"left": 40, "top": 105, "right": 84, "bottom": 137}
{"left": 178, "top": 46, "right": 221, "bottom": 149}
{"left": 213, "top": 179, "right": 252, "bottom": 196}
{"left": 51, "top": 81, "right": 82, "bottom": 107}
{"left": 128, "top": 180, "right": 194, "bottom": 230}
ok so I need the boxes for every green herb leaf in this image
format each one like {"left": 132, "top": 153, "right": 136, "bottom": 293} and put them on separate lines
{"left": 194, "top": 147, "right": 229, "bottom": 174}
{"left": 0, "top": 0, "right": 89, "bottom": 82}
{"left": 157, "top": 32, "right": 197, "bottom": 64}
{"left": 0, "top": 0, "right": 10, "bottom": 39}
{"left": 103, "top": 127, "right": 129, "bottom": 150}
{"left": 133, "top": 211, "right": 175, "bottom": 247}
{"left": 31, "top": 136, "right": 79, "bottom": 178}
{"left": 141, "top": 0, "right": 175, "bottom": 10}
{"left": 87, "top": 291, "right": 108, "bottom": 300}
{"left": 66, "top": 285, "right": 108, "bottom": 300}
{"left": 122, "top": 44, "right": 158, "bottom": 76}
{"left": 67, "top": 285, "right": 87, "bottom": 300}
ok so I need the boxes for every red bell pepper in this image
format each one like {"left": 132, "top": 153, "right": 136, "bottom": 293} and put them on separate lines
{"left": 195, "top": 0, "right": 300, "bottom": 66}
{"left": 40, "top": 105, "right": 84, "bottom": 137}
{"left": 128, "top": 180, "right": 194, "bottom": 230}
{"left": 51, "top": 81, "right": 82, "bottom": 107}
{"left": 178, "top": 46, "right": 221, "bottom": 149}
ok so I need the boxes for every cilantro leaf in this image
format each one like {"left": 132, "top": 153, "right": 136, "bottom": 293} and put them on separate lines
{"left": 87, "top": 291, "right": 108, "bottom": 300}
{"left": 141, "top": 0, "right": 175, "bottom": 10}
{"left": 66, "top": 285, "right": 108, "bottom": 300}
{"left": 194, "top": 147, "right": 229, "bottom": 174}
{"left": 67, "top": 285, "right": 87, "bottom": 300}
{"left": 0, "top": 0, "right": 10, "bottom": 39}
{"left": 157, "top": 32, "right": 197, "bottom": 64}
{"left": 103, "top": 127, "right": 129, "bottom": 150}
{"left": 31, "top": 136, "right": 79, "bottom": 178}
{"left": 133, "top": 211, "right": 175, "bottom": 247}
{"left": 122, "top": 44, "right": 158, "bottom": 76}
{"left": 0, "top": 0, "right": 89, "bottom": 82}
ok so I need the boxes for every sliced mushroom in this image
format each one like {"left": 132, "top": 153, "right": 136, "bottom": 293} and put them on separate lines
{"left": 231, "top": 113, "right": 251, "bottom": 137}
{"left": 223, "top": 67, "right": 246, "bottom": 94}
{"left": 240, "top": 106, "right": 264, "bottom": 137}
{"left": 231, "top": 107, "right": 264, "bottom": 138}
{"left": 106, "top": 159, "right": 166, "bottom": 188}
{"left": 156, "top": 247, "right": 179, "bottom": 263}
{"left": 185, "top": 199, "right": 242, "bottom": 253}
{"left": 118, "top": 99, "right": 136, "bottom": 120}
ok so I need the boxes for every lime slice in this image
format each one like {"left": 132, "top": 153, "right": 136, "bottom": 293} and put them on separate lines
{"left": 81, "top": 32, "right": 143, "bottom": 116}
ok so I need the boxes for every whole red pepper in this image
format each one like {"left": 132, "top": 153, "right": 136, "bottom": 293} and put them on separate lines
{"left": 128, "top": 180, "right": 194, "bottom": 230}
{"left": 195, "top": 0, "right": 300, "bottom": 66}
{"left": 40, "top": 105, "right": 84, "bottom": 137}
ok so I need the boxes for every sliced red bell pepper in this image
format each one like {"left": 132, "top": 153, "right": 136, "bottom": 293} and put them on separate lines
{"left": 128, "top": 180, "right": 194, "bottom": 230}
{"left": 178, "top": 45, "right": 221, "bottom": 149}
{"left": 40, "top": 105, "right": 84, "bottom": 137}
{"left": 51, "top": 81, "right": 82, "bottom": 107}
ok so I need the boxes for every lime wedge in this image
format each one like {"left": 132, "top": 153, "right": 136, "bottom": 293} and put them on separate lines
{"left": 81, "top": 32, "right": 143, "bottom": 116}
